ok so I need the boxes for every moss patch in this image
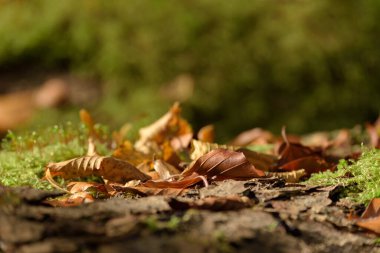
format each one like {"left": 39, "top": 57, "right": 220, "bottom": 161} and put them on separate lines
{"left": 0, "top": 122, "right": 109, "bottom": 189}
{"left": 308, "top": 148, "right": 380, "bottom": 204}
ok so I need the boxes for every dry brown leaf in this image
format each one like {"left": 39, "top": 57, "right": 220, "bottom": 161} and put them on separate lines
{"left": 168, "top": 196, "right": 254, "bottom": 211}
{"left": 184, "top": 149, "right": 265, "bottom": 181}
{"left": 45, "top": 155, "right": 151, "bottom": 183}
{"left": 356, "top": 198, "right": 380, "bottom": 234}
{"left": 134, "top": 102, "right": 193, "bottom": 154}
{"left": 277, "top": 127, "right": 317, "bottom": 166}
{"left": 197, "top": 124, "right": 215, "bottom": 143}
{"left": 190, "top": 139, "right": 237, "bottom": 161}
{"left": 278, "top": 156, "right": 335, "bottom": 176}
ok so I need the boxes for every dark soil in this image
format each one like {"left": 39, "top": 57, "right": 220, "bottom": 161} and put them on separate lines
{"left": 1, "top": 179, "right": 379, "bottom": 253}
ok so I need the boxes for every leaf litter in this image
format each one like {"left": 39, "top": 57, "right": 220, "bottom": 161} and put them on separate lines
{"left": 2, "top": 102, "right": 380, "bottom": 252}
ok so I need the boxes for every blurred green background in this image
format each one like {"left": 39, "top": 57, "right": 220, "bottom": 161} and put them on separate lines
{"left": 0, "top": 0, "right": 379, "bottom": 141}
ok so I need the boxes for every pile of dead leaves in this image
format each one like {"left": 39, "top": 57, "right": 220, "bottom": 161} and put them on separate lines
{"left": 42, "top": 103, "right": 380, "bottom": 235}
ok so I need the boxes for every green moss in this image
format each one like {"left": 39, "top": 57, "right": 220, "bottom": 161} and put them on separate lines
{"left": 308, "top": 148, "right": 380, "bottom": 204}
{"left": 0, "top": 122, "right": 110, "bottom": 190}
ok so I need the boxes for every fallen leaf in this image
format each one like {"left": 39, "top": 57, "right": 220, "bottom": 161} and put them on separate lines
{"left": 134, "top": 102, "right": 193, "bottom": 154}
{"left": 278, "top": 156, "right": 335, "bottom": 176}
{"left": 277, "top": 127, "right": 317, "bottom": 166}
{"left": 356, "top": 198, "right": 380, "bottom": 234}
{"left": 45, "top": 155, "right": 151, "bottom": 183}
{"left": 167, "top": 196, "right": 254, "bottom": 211}
{"left": 183, "top": 149, "right": 265, "bottom": 181}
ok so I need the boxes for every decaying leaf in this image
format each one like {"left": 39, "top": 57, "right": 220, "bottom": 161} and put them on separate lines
{"left": 167, "top": 196, "right": 254, "bottom": 211}
{"left": 190, "top": 139, "right": 237, "bottom": 161}
{"left": 134, "top": 102, "right": 193, "bottom": 154}
{"left": 184, "top": 149, "right": 265, "bottom": 180}
{"left": 355, "top": 198, "right": 380, "bottom": 234}
{"left": 45, "top": 155, "right": 151, "bottom": 183}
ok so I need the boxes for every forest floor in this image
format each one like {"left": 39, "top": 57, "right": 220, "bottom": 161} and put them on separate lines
{"left": 1, "top": 178, "right": 379, "bottom": 253}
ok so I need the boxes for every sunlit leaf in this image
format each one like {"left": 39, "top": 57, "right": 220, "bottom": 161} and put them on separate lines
{"left": 45, "top": 155, "right": 151, "bottom": 183}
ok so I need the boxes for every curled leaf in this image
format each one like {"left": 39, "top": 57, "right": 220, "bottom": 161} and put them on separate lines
{"left": 45, "top": 155, "right": 151, "bottom": 183}
{"left": 277, "top": 127, "right": 316, "bottom": 166}
{"left": 134, "top": 102, "right": 193, "bottom": 154}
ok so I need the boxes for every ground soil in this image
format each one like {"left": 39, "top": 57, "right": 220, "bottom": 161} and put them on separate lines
{"left": 1, "top": 178, "right": 379, "bottom": 253}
